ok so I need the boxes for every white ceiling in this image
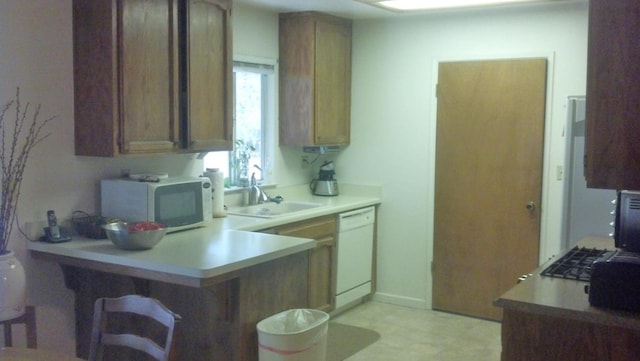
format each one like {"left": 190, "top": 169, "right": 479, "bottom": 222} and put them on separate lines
{"left": 233, "top": 0, "right": 586, "bottom": 19}
{"left": 233, "top": 0, "right": 391, "bottom": 19}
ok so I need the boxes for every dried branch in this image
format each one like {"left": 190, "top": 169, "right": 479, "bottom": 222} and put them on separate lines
{"left": 0, "top": 88, "right": 55, "bottom": 254}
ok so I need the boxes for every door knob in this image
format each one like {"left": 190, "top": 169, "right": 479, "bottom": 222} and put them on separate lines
{"left": 526, "top": 201, "right": 536, "bottom": 212}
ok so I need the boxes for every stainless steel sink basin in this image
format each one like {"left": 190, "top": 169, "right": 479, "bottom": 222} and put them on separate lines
{"left": 227, "top": 201, "right": 324, "bottom": 218}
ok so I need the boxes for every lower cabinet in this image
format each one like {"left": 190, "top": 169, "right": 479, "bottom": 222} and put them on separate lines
{"left": 261, "top": 215, "right": 337, "bottom": 312}
{"left": 501, "top": 309, "right": 640, "bottom": 361}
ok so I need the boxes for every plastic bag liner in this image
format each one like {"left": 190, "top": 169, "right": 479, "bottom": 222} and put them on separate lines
{"left": 256, "top": 308, "right": 330, "bottom": 361}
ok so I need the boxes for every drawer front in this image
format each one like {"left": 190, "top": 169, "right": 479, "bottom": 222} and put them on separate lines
{"left": 272, "top": 215, "right": 337, "bottom": 239}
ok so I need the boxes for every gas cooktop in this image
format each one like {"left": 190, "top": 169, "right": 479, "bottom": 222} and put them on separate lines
{"left": 540, "top": 246, "right": 614, "bottom": 282}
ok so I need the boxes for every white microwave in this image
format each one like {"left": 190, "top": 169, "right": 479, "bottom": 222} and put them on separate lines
{"left": 101, "top": 176, "right": 212, "bottom": 233}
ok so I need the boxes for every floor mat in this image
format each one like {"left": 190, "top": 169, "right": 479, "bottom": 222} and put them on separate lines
{"left": 327, "top": 322, "right": 381, "bottom": 361}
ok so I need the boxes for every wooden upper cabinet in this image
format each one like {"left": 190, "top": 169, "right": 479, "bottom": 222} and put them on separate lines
{"left": 73, "top": 0, "right": 232, "bottom": 157}
{"left": 184, "top": 0, "right": 233, "bottom": 152}
{"left": 279, "top": 12, "right": 352, "bottom": 147}
{"left": 585, "top": 0, "right": 640, "bottom": 189}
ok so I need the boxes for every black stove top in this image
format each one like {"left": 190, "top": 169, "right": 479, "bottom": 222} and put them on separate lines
{"left": 540, "top": 246, "right": 614, "bottom": 281}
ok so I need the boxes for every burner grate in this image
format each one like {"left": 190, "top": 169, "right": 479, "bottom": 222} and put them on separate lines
{"left": 540, "top": 246, "right": 612, "bottom": 281}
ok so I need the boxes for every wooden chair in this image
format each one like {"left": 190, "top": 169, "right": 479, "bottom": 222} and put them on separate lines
{"left": 1, "top": 305, "right": 37, "bottom": 348}
{"left": 88, "top": 295, "right": 180, "bottom": 361}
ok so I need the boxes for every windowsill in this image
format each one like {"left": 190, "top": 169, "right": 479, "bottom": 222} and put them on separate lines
{"left": 223, "top": 183, "right": 277, "bottom": 194}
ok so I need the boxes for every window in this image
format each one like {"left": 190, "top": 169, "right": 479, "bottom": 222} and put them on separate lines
{"left": 204, "top": 60, "right": 275, "bottom": 187}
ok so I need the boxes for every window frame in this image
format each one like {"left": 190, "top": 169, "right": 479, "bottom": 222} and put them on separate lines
{"left": 203, "top": 56, "right": 276, "bottom": 189}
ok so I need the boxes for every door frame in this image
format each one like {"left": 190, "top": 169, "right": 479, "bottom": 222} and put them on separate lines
{"left": 425, "top": 51, "right": 558, "bottom": 309}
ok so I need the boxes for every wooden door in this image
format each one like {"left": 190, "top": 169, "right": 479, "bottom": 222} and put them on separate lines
{"left": 432, "top": 58, "right": 546, "bottom": 320}
{"left": 186, "top": 0, "right": 233, "bottom": 152}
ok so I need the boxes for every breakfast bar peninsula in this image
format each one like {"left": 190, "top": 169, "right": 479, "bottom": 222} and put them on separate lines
{"left": 29, "top": 225, "right": 315, "bottom": 361}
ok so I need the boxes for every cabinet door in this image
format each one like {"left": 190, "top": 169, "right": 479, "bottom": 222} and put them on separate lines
{"left": 73, "top": 0, "right": 118, "bottom": 156}
{"left": 314, "top": 19, "right": 351, "bottom": 145}
{"left": 269, "top": 215, "right": 337, "bottom": 311}
{"left": 120, "top": 0, "right": 180, "bottom": 154}
{"left": 308, "top": 235, "right": 337, "bottom": 312}
{"left": 184, "top": 0, "right": 233, "bottom": 152}
{"left": 279, "top": 14, "right": 315, "bottom": 146}
{"left": 585, "top": 0, "right": 640, "bottom": 189}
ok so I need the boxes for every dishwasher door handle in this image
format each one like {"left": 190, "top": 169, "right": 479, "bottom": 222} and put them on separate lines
{"left": 339, "top": 207, "right": 375, "bottom": 231}
{"left": 341, "top": 210, "right": 369, "bottom": 219}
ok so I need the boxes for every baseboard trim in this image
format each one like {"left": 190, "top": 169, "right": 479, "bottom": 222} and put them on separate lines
{"left": 371, "top": 292, "right": 428, "bottom": 309}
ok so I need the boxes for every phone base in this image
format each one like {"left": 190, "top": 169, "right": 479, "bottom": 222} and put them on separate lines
{"left": 41, "top": 226, "right": 72, "bottom": 243}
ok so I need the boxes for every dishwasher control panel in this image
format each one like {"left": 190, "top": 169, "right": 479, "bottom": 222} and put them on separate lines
{"left": 338, "top": 206, "right": 375, "bottom": 231}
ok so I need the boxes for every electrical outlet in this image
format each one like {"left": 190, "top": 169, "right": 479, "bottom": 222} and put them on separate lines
{"left": 301, "top": 155, "right": 310, "bottom": 169}
{"left": 556, "top": 165, "right": 563, "bottom": 181}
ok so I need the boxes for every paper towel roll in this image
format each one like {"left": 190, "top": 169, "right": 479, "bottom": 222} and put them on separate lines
{"left": 205, "top": 168, "right": 226, "bottom": 218}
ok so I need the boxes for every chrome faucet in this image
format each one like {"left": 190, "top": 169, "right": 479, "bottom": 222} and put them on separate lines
{"left": 248, "top": 172, "right": 269, "bottom": 205}
{"left": 247, "top": 167, "right": 283, "bottom": 205}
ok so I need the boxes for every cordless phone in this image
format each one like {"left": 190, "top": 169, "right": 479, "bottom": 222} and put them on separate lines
{"left": 42, "top": 210, "right": 71, "bottom": 243}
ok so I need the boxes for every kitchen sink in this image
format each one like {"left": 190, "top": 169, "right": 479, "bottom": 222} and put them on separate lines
{"left": 227, "top": 201, "right": 324, "bottom": 218}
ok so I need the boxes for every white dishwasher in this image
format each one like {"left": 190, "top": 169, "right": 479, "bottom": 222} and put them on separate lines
{"left": 336, "top": 206, "right": 375, "bottom": 310}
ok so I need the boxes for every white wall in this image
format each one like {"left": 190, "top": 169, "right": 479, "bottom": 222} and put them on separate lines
{"left": 0, "top": 0, "right": 589, "bottom": 351}
{"left": 339, "top": 2, "right": 589, "bottom": 308}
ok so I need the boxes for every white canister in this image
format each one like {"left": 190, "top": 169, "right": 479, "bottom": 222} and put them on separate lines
{"left": 204, "top": 168, "right": 226, "bottom": 218}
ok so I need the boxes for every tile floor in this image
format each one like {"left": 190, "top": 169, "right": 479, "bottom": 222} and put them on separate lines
{"left": 331, "top": 301, "right": 502, "bottom": 361}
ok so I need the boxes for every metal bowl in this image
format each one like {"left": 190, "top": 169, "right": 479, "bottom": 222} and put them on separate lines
{"left": 101, "top": 222, "right": 166, "bottom": 250}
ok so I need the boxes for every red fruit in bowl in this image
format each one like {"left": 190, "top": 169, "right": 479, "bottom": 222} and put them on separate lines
{"left": 127, "top": 222, "right": 163, "bottom": 232}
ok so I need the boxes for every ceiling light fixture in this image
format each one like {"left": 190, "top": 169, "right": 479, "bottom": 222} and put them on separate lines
{"left": 358, "top": 0, "right": 553, "bottom": 12}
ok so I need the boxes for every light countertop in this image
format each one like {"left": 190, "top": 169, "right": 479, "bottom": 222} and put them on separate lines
{"left": 220, "top": 186, "right": 381, "bottom": 231}
{"left": 495, "top": 236, "right": 640, "bottom": 330}
{"left": 28, "top": 184, "right": 381, "bottom": 283}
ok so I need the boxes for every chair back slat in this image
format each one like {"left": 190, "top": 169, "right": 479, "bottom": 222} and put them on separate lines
{"left": 101, "top": 333, "right": 166, "bottom": 360}
{"left": 88, "top": 295, "right": 180, "bottom": 361}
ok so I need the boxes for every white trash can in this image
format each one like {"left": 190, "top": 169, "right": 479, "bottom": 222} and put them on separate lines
{"left": 256, "top": 308, "right": 330, "bottom": 361}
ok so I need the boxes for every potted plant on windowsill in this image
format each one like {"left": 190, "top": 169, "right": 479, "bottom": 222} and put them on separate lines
{"left": 231, "top": 139, "right": 255, "bottom": 187}
{"left": 0, "top": 88, "right": 55, "bottom": 321}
